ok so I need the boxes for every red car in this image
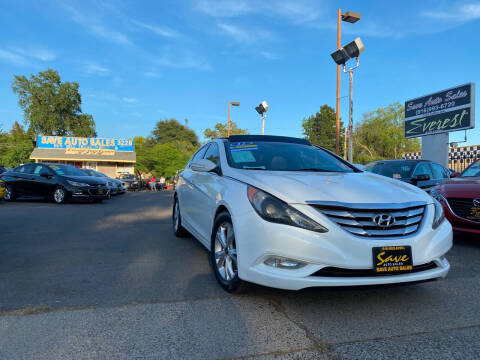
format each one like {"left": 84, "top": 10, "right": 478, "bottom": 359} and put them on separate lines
{"left": 431, "top": 160, "right": 480, "bottom": 234}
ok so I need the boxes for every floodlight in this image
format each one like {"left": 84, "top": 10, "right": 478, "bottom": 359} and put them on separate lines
{"left": 230, "top": 101, "right": 240, "bottom": 106}
{"left": 255, "top": 101, "right": 269, "bottom": 115}
{"left": 343, "top": 37, "right": 364, "bottom": 59}
{"left": 341, "top": 11, "right": 361, "bottom": 23}
{"left": 330, "top": 48, "right": 349, "bottom": 65}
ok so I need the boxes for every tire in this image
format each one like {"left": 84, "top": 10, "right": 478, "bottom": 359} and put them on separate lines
{"left": 3, "top": 185, "right": 15, "bottom": 201}
{"left": 52, "top": 186, "right": 67, "bottom": 204}
{"left": 172, "top": 196, "right": 188, "bottom": 237}
{"left": 209, "top": 211, "right": 249, "bottom": 293}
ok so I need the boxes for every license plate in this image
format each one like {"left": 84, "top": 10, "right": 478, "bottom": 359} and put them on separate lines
{"left": 98, "top": 189, "right": 103, "bottom": 194}
{"left": 372, "top": 246, "right": 413, "bottom": 273}
{"left": 467, "top": 206, "right": 480, "bottom": 220}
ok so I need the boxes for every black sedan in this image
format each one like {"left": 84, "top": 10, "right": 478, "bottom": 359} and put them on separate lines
{"left": 2, "top": 163, "right": 110, "bottom": 204}
{"left": 365, "top": 159, "right": 458, "bottom": 191}
{"left": 117, "top": 173, "right": 139, "bottom": 191}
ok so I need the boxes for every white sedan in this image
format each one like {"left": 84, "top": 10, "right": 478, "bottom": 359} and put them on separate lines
{"left": 173, "top": 135, "right": 452, "bottom": 292}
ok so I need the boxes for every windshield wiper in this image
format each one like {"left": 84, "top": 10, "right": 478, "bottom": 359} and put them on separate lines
{"left": 242, "top": 167, "right": 266, "bottom": 170}
{"left": 294, "top": 168, "right": 332, "bottom": 172}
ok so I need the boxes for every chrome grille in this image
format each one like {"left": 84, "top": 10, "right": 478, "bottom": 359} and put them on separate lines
{"left": 308, "top": 201, "right": 427, "bottom": 237}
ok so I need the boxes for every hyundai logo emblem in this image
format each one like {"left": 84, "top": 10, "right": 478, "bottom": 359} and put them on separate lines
{"left": 473, "top": 198, "right": 480, "bottom": 207}
{"left": 373, "top": 214, "right": 396, "bottom": 228}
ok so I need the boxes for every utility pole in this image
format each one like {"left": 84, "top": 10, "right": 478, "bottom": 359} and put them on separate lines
{"left": 336, "top": 9, "right": 341, "bottom": 155}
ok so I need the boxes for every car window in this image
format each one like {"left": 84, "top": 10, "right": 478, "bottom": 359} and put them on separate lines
{"left": 189, "top": 145, "right": 209, "bottom": 167}
{"left": 431, "top": 163, "right": 447, "bottom": 179}
{"left": 462, "top": 160, "right": 480, "bottom": 177}
{"left": 412, "top": 163, "right": 433, "bottom": 179}
{"left": 49, "top": 164, "right": 86, "bottom": 176}
{"left": 224, "top": 141, "right": 353, "bottom": 172}
{"left": 370, "top": 162, "right": 415, "bottom": 179}
{"left": 32, "top": 164, "right": 51, "bottom": 175}
{"left": 204, "top": 143, "right": 220, "bottom": 167}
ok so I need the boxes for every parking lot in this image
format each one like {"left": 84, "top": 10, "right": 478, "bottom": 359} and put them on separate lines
{"left": 1, "top": 191, "right": 479, "bottom": 359}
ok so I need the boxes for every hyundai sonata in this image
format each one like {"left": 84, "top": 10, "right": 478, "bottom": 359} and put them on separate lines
{"left": 173, "top": 135, "right": 452, "bottom": 292}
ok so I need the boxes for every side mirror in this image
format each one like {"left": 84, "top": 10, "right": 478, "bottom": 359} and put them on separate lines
{"left": 190, "top": 159, "right": 218, "bottom": 173}
{"left": 450, "top": 172, "right": 460, "bottom": 178}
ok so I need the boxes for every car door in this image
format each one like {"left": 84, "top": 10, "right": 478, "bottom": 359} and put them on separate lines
{"left": 5, "top": 165, "right": 27, "bottom": 195}
{"left": 189, "top": 142, "right": 223, "bottom": 242}
{"left": 31, "top": 164, "right": 57, "bottom": 197}
{"left": 411, "top": 162, "right": 435, "bottom": 189}
{"left": 179, "top": 145, "right": 210, "bottom": 232}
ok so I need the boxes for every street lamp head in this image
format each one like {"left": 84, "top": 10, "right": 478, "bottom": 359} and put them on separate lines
{"left": 230, "top": 101, "right": 240, "bottom": 106}
{"left": 330, "top": 48, "right": 349, "bottom": 65}
{"left": 341, "top": 11, "right": 361, "bottom": 23}
{"left": 343, "top": 37, "right": 364, "bottom": 58}
{"left": 255, "top": 101, "right": 269, "bottom": 115}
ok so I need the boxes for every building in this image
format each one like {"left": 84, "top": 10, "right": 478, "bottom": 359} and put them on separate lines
{"left": 30, "top": 136, "right": 136, "bottom": 178}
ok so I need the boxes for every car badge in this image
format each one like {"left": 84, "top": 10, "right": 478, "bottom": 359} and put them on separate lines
{"left": 473, "top": 198, "right": 480, "bottom": 207}
{"left": 372, "top": 214, "right": 395, "bottom": 228}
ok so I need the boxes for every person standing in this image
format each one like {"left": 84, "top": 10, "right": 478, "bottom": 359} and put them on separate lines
{"left": 159, "top": 175, "right": 166, "bottom": 190}
{"left": 149, "top": 176, "right": 156, "bottom": 191}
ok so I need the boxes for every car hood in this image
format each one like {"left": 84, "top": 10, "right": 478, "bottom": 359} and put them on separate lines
{"left": 63, "top": 175, "right": 107, "bottom": 185}
{"left": 436, "top": 177, "right": 480, "bottom": 197}
{"left": 227, "top": 169, "right": 432, "bottom": 205}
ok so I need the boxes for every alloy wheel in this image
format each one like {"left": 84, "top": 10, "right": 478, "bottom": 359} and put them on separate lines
{"left": 54, "top": 188, "right": 65, "bottom": 203}
{"left": 214, "top": 222, "right": 238, "bottom": 281}
{"left": 4, "top": 186, "right": 12, "bottom": 200}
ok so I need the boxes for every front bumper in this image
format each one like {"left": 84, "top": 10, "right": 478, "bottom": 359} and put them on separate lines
{"left": 69, "top": 186, "right": 110, "bottom": 200}
{"left": 234, "top": 204, "right": 453, "bottom": 290}
{"left": 443, "top": 205, "right": 480, "bottom": 234}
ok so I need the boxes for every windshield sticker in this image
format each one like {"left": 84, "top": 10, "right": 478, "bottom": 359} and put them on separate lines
{"left": 230, "top": 142, "right": 258, "bottom": 152}
{"left": 231, "top": 151, "right": 256, "bottom": 163}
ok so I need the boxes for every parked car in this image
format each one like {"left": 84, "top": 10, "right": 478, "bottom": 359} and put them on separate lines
{"left": 117, "top": 173, "right": 139, "bottom": 191}
{"left": 173, "top": 135, "right": 452, "bottom": 292}
{"left": 80, "top": 169, "right": 124, "bottom": 195}
{"left": 365, "top": 159, "right": 457, "bottom": 191}
{"left": 2, "top": 163, "right": 110, "bottom": 204}
{"left": 431, "top": 159, "right": 480, "bottom": 234}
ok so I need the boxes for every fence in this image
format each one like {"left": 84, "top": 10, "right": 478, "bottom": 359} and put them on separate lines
{"left": 403, "top": 145, "right": 480, "bottom": 173}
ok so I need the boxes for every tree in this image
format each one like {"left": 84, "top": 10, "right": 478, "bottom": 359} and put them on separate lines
{"left": 12, "top": 69, "right": 96, "bottom": 137}
{"left": 302, "top": 105, "right": 343, "bottom": 153}
{"left": 0, "top": 122, "right": 34, "bottom": 167}
{"left": 149, "top": 118, "right": 198, "bottom": 147}
{"left": 353, "top": 103, "right": 421, "bottom": 164}
{"left": 204, "top": 121, "right": 248, "bottom": 140}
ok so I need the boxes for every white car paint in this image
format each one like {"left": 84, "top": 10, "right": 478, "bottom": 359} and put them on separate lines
{"left": 175, "top": 138, "right": 452, "bottom": 290}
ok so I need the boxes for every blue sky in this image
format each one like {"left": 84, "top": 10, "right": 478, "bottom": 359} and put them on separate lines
{"left": 1, "top": 0, "right": 480, "bottom": 145}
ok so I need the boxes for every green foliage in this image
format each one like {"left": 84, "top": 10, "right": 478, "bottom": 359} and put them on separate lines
{"left": 302, "top": 105, "right": 343, "bottom": 153}
{"left": 204, "top": 121, "right": 248, "bottom": 140}
{"left": 353, "top": 103, "right": 421, "bottom": 164}
{"left": 12, "top": 69, "right": 96, "bottom": 137}
{"left": 0, "top": 122, "right": 34, "bottom": 167}
{"left": 149, "top": 118, "right": 198, "bottom": 146}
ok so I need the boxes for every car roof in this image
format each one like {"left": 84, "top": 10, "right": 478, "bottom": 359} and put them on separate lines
{"left": 224, "top": 135, "right": 311, "bottom": 145}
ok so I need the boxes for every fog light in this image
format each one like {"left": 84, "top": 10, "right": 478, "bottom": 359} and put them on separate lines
{"left": 264, "top": 256, "right": 306, "bottom": 269}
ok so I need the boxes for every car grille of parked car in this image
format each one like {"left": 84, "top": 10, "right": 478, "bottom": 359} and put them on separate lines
{"left": 311, "top": 262, "right": 437, "bottom": 277}
{"left": 309, "top": 202, "right": 426, "bottom": 237}
{"left": 446, "top": 198, "right": 480, "bottom": 223}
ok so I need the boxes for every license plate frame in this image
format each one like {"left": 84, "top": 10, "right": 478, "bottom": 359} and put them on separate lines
{"left": 372, "top": 246, "right": 413, "bottom": 273}
{"left": 98, "top": 189, "right": 104, "bottom": 195}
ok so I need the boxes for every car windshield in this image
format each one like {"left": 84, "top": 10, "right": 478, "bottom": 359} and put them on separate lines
{"left": 49, "top": 164, "right": 86, "bottom": 176}
{"left": 461, "top": 160, "right": 480, "bottom": 177}
{"left": 119, "top": 174, "right": 135, "bottom": 179}
{"left": 224, "top": 141, "right": 354, "bottom": 172}
{"left": 81, "top": 169, "right": 96, "bottom": 176}
{"left": 368, "top": 162, "right": 416, "bottom": 179}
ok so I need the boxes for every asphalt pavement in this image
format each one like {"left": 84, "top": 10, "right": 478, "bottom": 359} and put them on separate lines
{"left": 1, "top": 191, "right": 479, "bottom": 359}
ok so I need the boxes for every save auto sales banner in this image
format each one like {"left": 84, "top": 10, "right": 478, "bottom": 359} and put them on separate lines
{"left": 404, "top": 83, "right": 475, "bottom": 138}
{"left": 37, "top": 136, "right": 134, "bottom": 152}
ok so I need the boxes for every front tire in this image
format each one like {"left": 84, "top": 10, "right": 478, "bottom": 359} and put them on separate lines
{"left": 52, "top": 186, "right": 67, "bottom": 204}
{"left": 172, "top": 196, "right": 188, "bottom": 237}
{"left": 3, "top": 185, "right": 15, "bottom": 201}
{"left": 210, "top": 212, "right": 248, "bottom": 293}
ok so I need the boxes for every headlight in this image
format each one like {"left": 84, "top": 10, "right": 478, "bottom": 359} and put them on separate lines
{"left": 67, "top": 180, "right": 90, "bottom": 187}
{"left": 432, "top": 198, "right": 445, "bottom": 229}
{"left": 247, "top": 186, "right": 328, "bottom": 233}
{"left": 430, "top": 189, "right": 446, "bottom": 203}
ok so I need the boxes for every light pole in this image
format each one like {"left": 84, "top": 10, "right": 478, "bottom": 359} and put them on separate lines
{"left": 331, "top": 37, "right": 364, "bottom": 163}
{"left": 336, "top": 10, "right": 361, "bottom": 155}
{"left": 227, "top": 101, "right": 240, "bottom": 137}
{"left": 255, "top": 101, "right": 269, "bottom": 135}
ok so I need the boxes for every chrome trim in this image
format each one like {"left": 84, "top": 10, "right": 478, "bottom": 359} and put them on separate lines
{"left": 305, "top": 201, "right": 429, "bottom": 209}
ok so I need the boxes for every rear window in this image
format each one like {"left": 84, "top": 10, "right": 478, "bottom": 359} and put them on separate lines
{"left": 370, "top": 162, "right": 416, "bottom": 179}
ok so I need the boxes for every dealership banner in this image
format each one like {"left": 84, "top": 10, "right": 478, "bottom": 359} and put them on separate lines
{"left": 37, "top": 136, "right": 134, "bottom": 152}
{"left": 404, "top": 83, "right": 475, "bottom": 138}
